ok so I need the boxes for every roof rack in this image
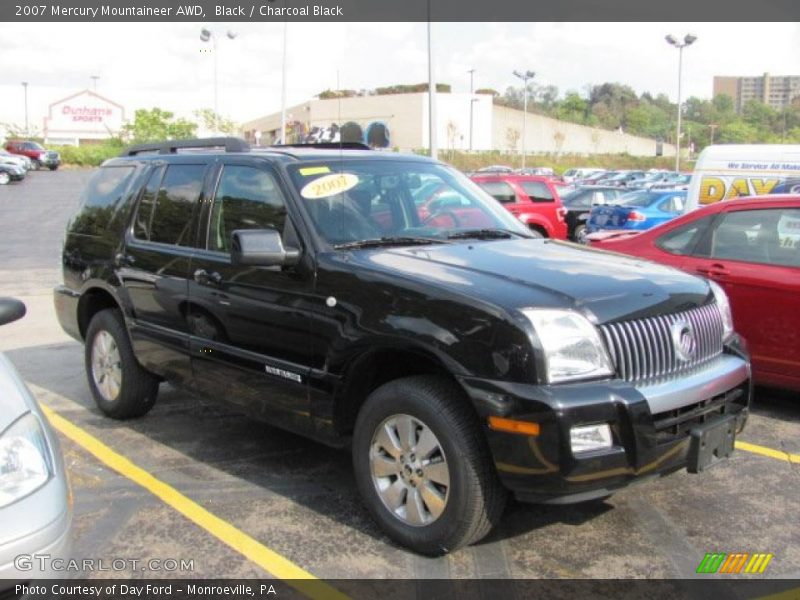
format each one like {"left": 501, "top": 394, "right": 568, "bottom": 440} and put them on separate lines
{"left": 121, "top": 137, "right": 250, "bottom": 156}
{"left": 270, "top": 142, "right": 371, "bottom": 151}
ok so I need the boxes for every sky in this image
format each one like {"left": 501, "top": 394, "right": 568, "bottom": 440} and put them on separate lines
{"left": 1, "top": 22, "right": 799, "bottom": 130}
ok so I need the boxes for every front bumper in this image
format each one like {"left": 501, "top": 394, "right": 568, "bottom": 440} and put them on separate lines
{"left": 459, "top": 349, "right": 751, "bottom": 503}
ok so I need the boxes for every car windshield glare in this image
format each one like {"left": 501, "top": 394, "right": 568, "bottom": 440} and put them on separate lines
{"left": 287, "top": 160, "right": 532, "bottom": 248}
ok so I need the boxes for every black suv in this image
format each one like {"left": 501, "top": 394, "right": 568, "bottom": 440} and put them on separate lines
{"left": 55, "top": 138, "right": 751, "bottom": 555}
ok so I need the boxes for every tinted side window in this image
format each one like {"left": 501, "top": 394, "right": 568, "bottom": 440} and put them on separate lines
{"left": 133, "top": 166, "right": 165, "bottom": 241}
{"left": 208, "top": 165, "right": 287, "bottom": 252}
{"left": 712, "top": 209, "right": 800, "bottom": 267}
{"left": 520, "top": 181, "right": 554, "bottom": 202}
{"left": 71, "top": 166, "right": 136, "bottom": 235}
{"left": 135, "top": 165, "right": 204, "bottom": 246}
{"left": 656, "top": 216, "right": 713, "bottom": 256}
{"left": 477, "top": 181, "right": 516, "bottom": 203}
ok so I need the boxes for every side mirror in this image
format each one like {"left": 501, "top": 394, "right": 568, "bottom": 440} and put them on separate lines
{"left": 230, "top": 229, "right": 300, "bottom": 267}
{"left": 0, "top": 297, "right": 26, "bottom": 327}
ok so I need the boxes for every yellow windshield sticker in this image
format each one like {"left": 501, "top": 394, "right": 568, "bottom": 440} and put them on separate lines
{"left": 301, "top": 173, "right": 359, "bottom": 199}
{"left": 298, "top": 166, "right": 331, "bottom": 176}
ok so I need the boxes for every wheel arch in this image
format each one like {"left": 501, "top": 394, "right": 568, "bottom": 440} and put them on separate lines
{"left": 333, "top": 345, "right": 469, "bottom": 437}
{"left": 77, "top": 285, "right": 123, "bottom": 339}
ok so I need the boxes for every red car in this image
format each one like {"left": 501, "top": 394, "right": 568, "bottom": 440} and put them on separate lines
{"left": 590, "top": 196, "right": 800, "bottom": 391}
{"left": 4, "top": 140, "right": 61, "bottom": 170}
{"left": 470, "top": 174, "right": 568, "bottom": 239}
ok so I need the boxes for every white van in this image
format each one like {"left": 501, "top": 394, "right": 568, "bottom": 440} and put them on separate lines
{"left": 686, "top": 144, "right": 800, "bottom": 211}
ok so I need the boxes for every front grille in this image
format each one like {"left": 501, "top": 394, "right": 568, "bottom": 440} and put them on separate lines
{"left": 599, "top": 303, "right": 724, "bottom": 384}
{"left": 652, "top": 385, "right": 747, "bottom": 444}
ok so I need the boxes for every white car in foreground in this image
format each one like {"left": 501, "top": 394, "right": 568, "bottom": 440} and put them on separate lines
{"left": 0, "top": 298, "right": 72, "bottom": 583}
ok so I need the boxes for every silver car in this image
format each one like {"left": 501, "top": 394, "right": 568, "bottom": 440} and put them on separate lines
{"left": 0, "top": 298, "right": 72, "bottom": 581}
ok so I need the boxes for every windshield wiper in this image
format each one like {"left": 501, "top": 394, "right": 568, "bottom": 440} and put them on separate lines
{"left": 333, "top": 236, "right": 446, "bottom": 250}
{"left": 446, "top": 228, "right": 525, "bottom": 240}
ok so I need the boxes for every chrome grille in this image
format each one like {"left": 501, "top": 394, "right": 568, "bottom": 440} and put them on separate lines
{"left": 599, "top": 303, "right": 724, "bottom": 384}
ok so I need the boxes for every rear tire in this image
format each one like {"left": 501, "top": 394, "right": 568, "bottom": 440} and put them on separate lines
{"left": 84, "top": 309, "right": 159, "bottom": 419}
{"left": 574, "top": 224, "right": 588, "bottom": 244}
{"left": 48, "top": 165, "right": 58, "bottom": 171}
{"left": 352, "top": 375, "right": 506, "bottom": 555}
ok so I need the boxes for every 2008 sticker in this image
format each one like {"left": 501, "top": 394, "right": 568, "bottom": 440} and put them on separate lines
{"left": 300, "top": 173, "right": 359, "bottom": 199}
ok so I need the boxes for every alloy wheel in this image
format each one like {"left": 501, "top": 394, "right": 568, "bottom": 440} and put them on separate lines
{"left": 91, "top": 330, "right": 122, "bottom": 402}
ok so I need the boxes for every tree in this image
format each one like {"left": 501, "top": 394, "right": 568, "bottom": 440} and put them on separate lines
{"left": 122, "top": 108, "right": 197, "bottom": 143}
{"left": 556, "top": 92, "right": 588, "bottom": 123}
{"left": 717, "top": 120, "right": 759, "bottom": 143}
{"left": 193, "top": 109, "right": 238, "bottom": 136}
{"left": 475, "top": 88, "right": 499, "bottom": 97}
{"left": 712, "top": 94, "right": 735, "bottom": 115}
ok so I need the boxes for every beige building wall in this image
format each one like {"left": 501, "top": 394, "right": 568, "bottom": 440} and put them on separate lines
{"left": 242, "top": 92, "right": 674, "bottom": 157}
{"left": 492, "top": 105, "right": 676, "bottom": 157}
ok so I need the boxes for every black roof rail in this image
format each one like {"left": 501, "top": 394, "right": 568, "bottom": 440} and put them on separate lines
{"left": 270, "top": 142, "right": 371, "bottom": 151}
{"left": 121, "top": 137, "right": 250, "bottom": 156}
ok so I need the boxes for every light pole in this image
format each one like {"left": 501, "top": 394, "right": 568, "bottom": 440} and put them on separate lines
{"left": 513, "top": 69, "right": 535, "bottom": 169}
{"left": 427, "top": 16, "right": 438, "bottom": 160}
{"left": 280, "top": 22, "right": 288, "bottom": 144}
{"left": 90, "top": 75, "right": 100, "bottom": 91}
{"left": 665, "top": 33, "right": 697, "bottom": 171}
{"left": 200, "top": 27, "right": 237, "bottom": 135}
{"left": 21, "top": 82, "right": 28, "bottom": 136}
{"left": 467, "top": 68, "right": 476, "bottom": 151}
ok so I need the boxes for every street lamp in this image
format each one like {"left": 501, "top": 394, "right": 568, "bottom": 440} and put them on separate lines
{"left": 467, "top": 68, "right": 476, "bottom": 151}
{"left": 665, "top": 33, "right": 697, "bottom": 171}
{"left": 513, "top": 69, "right": 535, "bottom": 169}
{"left": 21, "top": 82, "right": 28, "bottom": 136}
{"left": 90, "top": 75, "right": 100, "bottom": 91}
{"left": 200, "top": 27, "right": 237, "bottom": 135}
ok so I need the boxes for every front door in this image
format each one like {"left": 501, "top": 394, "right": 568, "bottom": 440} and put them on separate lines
{"left": 187, "top": 160, "right": 318, "bottom": 433}
{"left": 682, "top": 206, "right": 800, "bottom": 383}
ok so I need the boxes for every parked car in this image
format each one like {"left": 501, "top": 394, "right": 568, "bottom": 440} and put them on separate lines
{"left": 562, "top": 167, "right": 604, "bottom": 184}
{"left": 474, "top": 164, "right": 514, "bottom": 174}
{"left": 649, "top": 173, "right": 692, "bottom": 191}
{"left": 470, "top": 174, "right": 568, "bottom": 238}
{"left": 586, "top": 189, "right": 687, "bottom": 235}
{"left": 595, "top": 170, "right": 648, "bottom": 188}
{"left": 4, "top": 140, "right": 61, "bottom": 171}
{"left": 515, "top": 167, "right": 555, "bottom": 177}
{"left": 0, "top": 298, "right": 73, "bottom": 580}
{"left": 54, "top": 137, "right": 750, "bottom": 555}
{"left": 0, "top": 163, "right": 26, "bottom": 185}
{"left": 0, "top": 149, "right": 31, "bottom": 171}
{"left": 588, "top": 195, "right": 799, "bottom": 391}
{"left": 560, "top": 186, "right": 624, "bottom": 242}
{"left": 579, "top": 170, "right": 616, "bottom": 185}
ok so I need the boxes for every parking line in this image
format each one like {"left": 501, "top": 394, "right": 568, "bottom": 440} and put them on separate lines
{"left": 40, "top": 405, "right": 349, "bottom": 600}
{"left": 735, "top": 440, "right": 800, "bottom": 465}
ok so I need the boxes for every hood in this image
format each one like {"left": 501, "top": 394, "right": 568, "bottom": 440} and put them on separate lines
{"left": 347, "top": 239, "right": 710, "bottom": 324}
{"left": 0, "top": 353, "right": 36, "bottom": 431}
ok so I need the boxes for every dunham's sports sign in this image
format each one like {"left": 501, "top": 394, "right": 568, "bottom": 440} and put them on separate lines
{"left": 44, "top": 90, "right": 125, "bottom": 142}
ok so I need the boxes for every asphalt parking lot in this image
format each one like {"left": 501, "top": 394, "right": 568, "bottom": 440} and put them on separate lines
{"left": 1, "top": 169, "right": 798, "bottom": 584}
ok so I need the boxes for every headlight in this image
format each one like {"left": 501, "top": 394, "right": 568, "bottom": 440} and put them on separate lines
{"left": 522, "top": 309, "right": 614, "bottom": 383}
{"left": 0, "top": 413, "right": 53, "bottom": 508}
{"left": 708, "top": 280, "right": 734, "bottom": 342}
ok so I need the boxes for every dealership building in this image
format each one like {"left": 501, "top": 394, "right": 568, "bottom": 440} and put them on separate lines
{"left": 42, "top": 89, "right": 126, "bottom": 146}
{"left": 241, "top": 92, "right": 675, "bottom": 157}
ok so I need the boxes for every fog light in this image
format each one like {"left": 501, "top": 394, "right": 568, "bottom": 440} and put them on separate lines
{"left": 570, "top": 424, "right": 613, "bottom": 454}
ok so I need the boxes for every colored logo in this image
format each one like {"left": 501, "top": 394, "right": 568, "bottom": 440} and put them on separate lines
{"left": 696, "top": 552, "right": 773, "bottom": 574}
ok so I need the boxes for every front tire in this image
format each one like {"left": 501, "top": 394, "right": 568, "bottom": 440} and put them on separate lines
{"left": 85, "top": 309, "right": 159, "bottom": 419}
{"left": 353, "top": 375, "right": 506, "bottom": 555}
{"left": 30, "top": 159, "right": 41, "bottom": 170}
{"left": 0, "top": 172, "right": 10, "bottom": 185}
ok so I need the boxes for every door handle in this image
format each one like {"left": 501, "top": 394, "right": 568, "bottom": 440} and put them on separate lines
{"left": 114, "top": 253, "right": 135, "bottom": 267}
{"left": 193, "top": 269, "right": 222, "bottom": 285}
{"left": 696, "top": 263, "right": 727, "bottom": 277}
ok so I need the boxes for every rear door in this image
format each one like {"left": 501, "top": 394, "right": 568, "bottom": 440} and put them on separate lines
{"left": 682, "top": 206, "right": 800, "bottom": 383}
{"left": 121, "top": 160, "right": 210, "bottom": 384}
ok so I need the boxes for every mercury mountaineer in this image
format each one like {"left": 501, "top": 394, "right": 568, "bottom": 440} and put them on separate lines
{"left": 54, "top": 138, "right": 751, "bottom": 555}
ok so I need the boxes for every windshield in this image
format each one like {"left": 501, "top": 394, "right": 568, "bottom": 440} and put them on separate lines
{"left": 617, "top": 191, "right": 660, "bottom": 206}
{"left": 287, "top": 159, "right": 531, "bottom": 248}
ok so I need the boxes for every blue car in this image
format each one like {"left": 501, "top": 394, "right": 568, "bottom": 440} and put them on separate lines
{"left": 586, "top": 189, "right": 687, "bottom": 234}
